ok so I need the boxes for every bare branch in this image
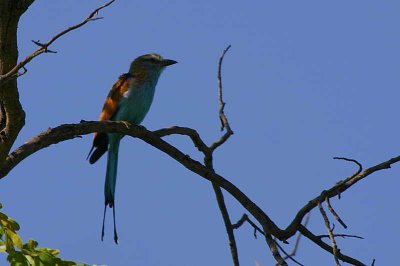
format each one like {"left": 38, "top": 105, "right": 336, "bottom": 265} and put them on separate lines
{"left": 202, "top": 45, "right": 239, "bottom": 266}
{"left": 318, "top": 202, "right": 341, "bottom": 266}
{"left": 232, "top": 214, "right": 265, "bottom": 238}
{"left": 264, "top": 233, "right": 288, "bottom": 266}
{"left": 325, "top": 197, "right": 347, "bottom": 229}
{"left": 299, "top": 225, "right": 366, "bottom": 266}
{"left": 154, "top": 126, "right": 209, "bottom": 155}
{"left": 318, "top": 234, "right": 364, "bottom": 240}
{"left": 232, "top": 214, "right": 247, "bottom": 229}
{"left": 233, "top": 213, "right": 303, "bottom": 265}
{"left": 2, "top": 120, "right": 400, "bottom": 254}
{"left": 211, "top": 182, "right": 239, "bottom": 266}
{"left": 0, "top": 0, "right": 115, "bottom": 85}
{"left": 333, "top": 157, "right": 363, "bottom": 199}
{"left": 333, "top": 157, "right": 363, "bottom": 177}
{"left": 210, "top": 45, "right": 233, "bottom": 151}
{"left": 31, "top": 40, "right": 57, "bottom": 53}
{"left": 274, "top": 240, "right": 304, "bottom": 266}
{"left": 286, "top": 155, "right": 400, "bottom": 237}
{"left": 276, "top": 212, "right": 311, "bottom": 266}
{"left": 0, "top": 121, "right": 287, "bottom": 243}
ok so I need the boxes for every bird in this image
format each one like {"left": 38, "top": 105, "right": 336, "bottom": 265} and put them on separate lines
{"left": 87, "top": 54, "right": 177, "bottom": 244}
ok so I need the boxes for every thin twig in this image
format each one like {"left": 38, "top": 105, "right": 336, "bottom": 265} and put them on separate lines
{"left": 334, "top": 157, "right": 363, "bottom": 185}
{"left": 318, "top": 202, "right": 341, "bottom": 266}
{"left": 202, "top": 45, "right": 239, "bottom": 266}
{"left": 325, "top": 197, "right": 347, "bottom": 229}
{"left": 154, "top": 126, "right": 209, "bottom": 154}
{"left": 217, "top": 45, "right": 231, "bottom": 131}
{"left": 318, "top": 234, "right": 364, "bottom": 240}
{"left": 299, "top": 225, "right": 366, "bottom": 266}
{"left": 16, "top": 66, "right": 27, "bottom": 78}
{"left": 0, "top": 0, "right": 115, "bottom": 85}
{"left": 232, "top": 214, "right": 265, "bottom": 237}
{"left": 263, "top": 228, "right": 287, "bottom": 266}
{"left": 276, "top": 212, "right": 311, "bottom": 266}
{"left": 210, "top": 182, "right": 239, "bottom": 266}
{"left": 333, "top": 157, "right": 363, "bottom": 176}
{"left": 285, "top": 155, "right": 398, "bottom": 239}
{"left": 274, "top": 240, "right": 304, "bottom": 266}
{"left": 232, "top": 214, "right": 247, "bottom": 229}
{"left": 210, "top": 45, "right": 233, "bottom": 151}
{"left": 232, "top": 214, "right": 302, "bottom": 265}
{"left": 333, "top": 157, "right": 363, "bottom": 199}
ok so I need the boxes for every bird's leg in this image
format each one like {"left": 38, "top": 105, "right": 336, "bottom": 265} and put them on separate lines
{"left": 121, "top": 120, "right": 131, "bottom": 129}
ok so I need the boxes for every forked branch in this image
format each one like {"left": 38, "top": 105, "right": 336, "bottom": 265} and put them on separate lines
{"left": 0, "top": 0, "right": 115, "bottom": 86}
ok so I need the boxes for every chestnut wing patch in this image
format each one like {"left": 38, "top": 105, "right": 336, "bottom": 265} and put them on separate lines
{"left": 87, "top": 73, "right": 134, "bottom": 164}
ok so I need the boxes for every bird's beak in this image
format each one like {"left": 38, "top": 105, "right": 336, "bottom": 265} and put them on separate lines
{"left": 161, "top": 59, "right": 178, "bottom": 67}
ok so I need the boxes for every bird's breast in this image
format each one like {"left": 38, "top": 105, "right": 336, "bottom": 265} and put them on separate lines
{"left": 113, "top": 80, "right": 157, "bottom": 125}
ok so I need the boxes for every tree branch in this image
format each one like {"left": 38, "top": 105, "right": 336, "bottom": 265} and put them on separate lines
{"left": 318, "top": 234, "right": 364, "bottom": 240}
{"left": 325, "top": 196, "right": 347, "bottom": 229}
{"left": 318, "top": 202, "right": 341, "bottom": 266}
{"left": 1, "top": 121, "right": 399, "bottom": 245}
{"left": 210, "top": 44, "right": 233, "bottom": 151}
{"left": 0, "top": 121, "right": 283, "bottom": 238}
{"left": 0, "top": 0, "right": 34, "bottom": 164}
{"left": 285, "top": 155, "right": 399, "bottom": 237}
{"left": 0, "top": 0, "right": 115, "bottom": 85}
{"left": 0, "top": 0, "right": 114, "bottom": 167}
{"left": 203, "top": 45, "right": 240, "bottom": 266}
{"left": 276, "top": 212, "right": 310, "bottom": 266}
{"left": 299, "top": 225, "right": 366, "bottom": 266}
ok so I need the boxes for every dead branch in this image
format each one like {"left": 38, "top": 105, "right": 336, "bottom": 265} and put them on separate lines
{"left": 318, "top": 234, "right": 364, "bottom": 240}
{"left": 325, "top": 196, "right": 347, "bottom": 229}
{"left": 285, "top": 155, "right": 399, "bottom": 237}
{"left": 203, "top": 45, "right": 239, "bottom": 266}
{"left": 0, "top": 1, "right": 392, "bottom": 265}
{"left": 210, "top": 44, "right": 233, "bottom": 151}
{"left": 0, "top": 0, "right": 115, "bottom": 86}
{"left": 276, "top": 212, "right": 311, "bottom": 266}
{"left": 299, "top": 225, "right": 366, "bottom": 266}
{"left": 0, "top": 120, "right": 399, "bottom": 265}
{"left": 318, "top": 202, "right": 341, "bottom": 266}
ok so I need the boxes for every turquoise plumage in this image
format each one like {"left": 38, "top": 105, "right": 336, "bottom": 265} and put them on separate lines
{"left": 88, "top": 54, "right": 177, "bottom": 243}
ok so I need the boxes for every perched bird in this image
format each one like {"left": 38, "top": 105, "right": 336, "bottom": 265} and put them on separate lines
{"left": 87, "top": 54, "right": 177, "bottom": 243}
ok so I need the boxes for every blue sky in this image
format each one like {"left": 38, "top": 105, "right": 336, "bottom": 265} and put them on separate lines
{"left": 1, "top": 0, "right": 399, "bottom": 265}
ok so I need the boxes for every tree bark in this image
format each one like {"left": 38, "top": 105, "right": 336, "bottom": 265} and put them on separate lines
{"left": 0, "top": 0, "right": 34, "bottom": 165}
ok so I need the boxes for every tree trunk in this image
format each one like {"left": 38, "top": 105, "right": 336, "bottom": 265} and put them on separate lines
{"left": 0, "top": 0, "right": 34, "bottom": 165}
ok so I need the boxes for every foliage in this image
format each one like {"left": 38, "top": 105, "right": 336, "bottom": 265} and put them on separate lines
{"left": 0, "top": 203, "right": 88, "bottom": 266}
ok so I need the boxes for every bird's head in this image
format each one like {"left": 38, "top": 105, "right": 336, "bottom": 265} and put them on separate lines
{"left": 129, "top": 54, "right": 177, "bottom": 77}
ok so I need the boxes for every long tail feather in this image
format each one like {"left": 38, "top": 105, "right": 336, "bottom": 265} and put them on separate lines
{"left": 105, "top": 139, "right": 119, "bottom": 207}
{"left": 113, "top": 205, "right": 118, "bottom": 244}
{"left": 102, "top": 136, "right": 120, "bottom": 242}
{"left": 101, "top": 204, "right": 106, "bottom": 241}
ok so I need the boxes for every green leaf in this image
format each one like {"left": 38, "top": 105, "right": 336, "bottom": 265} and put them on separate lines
{"left": 23, "top": 254, "right": 35, "bottom": 265}
{"left": 7, "top": 218, "right": 20, "bottom": 231}
{"left": 0, "top": 242, "right": 7, "bottom": 253}
{"left": 0, "top": 212, "right": 8, "bottom": 221}
{"left": 7, "top": 252, "right": 28, "bottom": 266}
{"left": 0, "top": 203, "right": 90, "bottom": 265}
{"left": 6, "top": 229, "right": 23, "bottom": 249}
{"left": 24, "top": 239, "right": 38, "bottom": 251}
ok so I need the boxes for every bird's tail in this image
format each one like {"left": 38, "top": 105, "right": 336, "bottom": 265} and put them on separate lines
{"left": 101, "top": 136, "right": 120, "bottom": 244}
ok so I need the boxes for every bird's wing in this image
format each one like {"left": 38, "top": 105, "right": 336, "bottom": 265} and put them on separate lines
{"left": 99, "top": 73, "right": 135, "bottom": 121}
{"left": 87, "top": 73, "right": 134, "bottom": 164}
